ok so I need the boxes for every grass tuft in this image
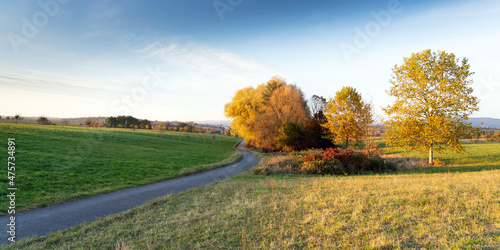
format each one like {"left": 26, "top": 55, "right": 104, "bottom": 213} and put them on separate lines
{"left": 382, "top": 154, "right": 428, "bottom": 171}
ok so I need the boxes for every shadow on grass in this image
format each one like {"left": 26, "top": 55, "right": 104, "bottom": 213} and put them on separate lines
{"left": 398, "top": 164, "right": 500, "bottom": 175}
{"left": 243, "top": 163, "right": 500, "bottom": 179}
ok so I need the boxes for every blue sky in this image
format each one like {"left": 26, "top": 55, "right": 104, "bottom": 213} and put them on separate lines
{"left": 1, "top": 0, "right": 499, "bottom": 121}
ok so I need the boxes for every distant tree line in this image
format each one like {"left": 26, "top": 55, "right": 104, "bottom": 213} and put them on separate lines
{"left": 0, "top": 114, "right": 24, "bottom": 124}
{"left": 83, "top": 115, "right": 231, "bottom": 135}
{"left": 0, "top": 113, "right": 232, "bottom": 136}
{"left": 101, "top": 116, "right": 152, "bottom": 129}
{"left": 153, "top": 122, "right": 231, "bottom": 135}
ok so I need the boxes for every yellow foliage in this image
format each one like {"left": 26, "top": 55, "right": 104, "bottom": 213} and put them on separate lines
{"left": 224, "top": 76, "right": 310, "bottom": 150}
{"left": 224, "top": 85, "right": 265, "bottom": 143}
{"left": 322, "top": 86, "right": 372, "bottom": 148}
{"left": 383, "top": 49, "right": 479, "bottom": 164}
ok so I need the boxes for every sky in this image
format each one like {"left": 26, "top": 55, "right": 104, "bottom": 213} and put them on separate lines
{"left": 1, "top": 0, "right": 499, "bottom": 121}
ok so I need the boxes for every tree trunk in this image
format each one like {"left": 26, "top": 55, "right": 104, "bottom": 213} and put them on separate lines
{"left": 428, "top": 143, "right": 433, "bottom": 165}
{"left": 346, "top": 137, "right": 349, "bottom": 149}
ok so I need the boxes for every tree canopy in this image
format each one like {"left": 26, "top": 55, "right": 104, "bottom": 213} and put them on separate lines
{"left": 262, "top": 76, "right": 287, "bottom": 105}
{"left": 322, "top": 86, "right": 373, "bottom": 148}
{"left": 383, "top": 49, "right": 479, "bottom": 164}
{"left": 224, "top": 85, "right": 265, "bottom": 144}
{"left": 14, "top": 114, "right": 22, "bottom": 124}
{"left": 37, "top": 116, "right": 52, "bottom": 125}
{"left": 224, "top": 76, "right": 313, "bottom": 150}
{"left": 104, "top": 116, "right": 152, "bottom": 129}
{"left": 253, "top": 85, "right": 310, "bottom": 150}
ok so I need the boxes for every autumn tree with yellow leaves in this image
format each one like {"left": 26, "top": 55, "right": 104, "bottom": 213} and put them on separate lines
{"left": 224, "top": 76, "right": 312, "bottom": 150}
{"left": 322, "top": 86, "right": 373, "bottom": 148}
{"left": 383, "top": 49, "right": 479, "bottom": 164}
{"left": 223, "top": 85, "right": 265, "bottom": 146}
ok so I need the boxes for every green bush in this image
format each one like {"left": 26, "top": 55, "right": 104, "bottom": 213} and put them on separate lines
{"left": 367, "top": 155, "right": 397, "bottom": 173}
{"left": 301, "top": 148, "right": 396, "bottom": 175}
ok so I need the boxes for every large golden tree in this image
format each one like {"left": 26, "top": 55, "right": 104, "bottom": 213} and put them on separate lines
{"left": 224, "top": 76, "right": 310, "bottom": 150}
{"left": 253, "top": 85, "right": 309, "bottom": 151}
{"left": 223, "top": 85, "right": 265, "bottom": 145}
{"left": 383, "top": 49, "right": 479, "bottom": 164}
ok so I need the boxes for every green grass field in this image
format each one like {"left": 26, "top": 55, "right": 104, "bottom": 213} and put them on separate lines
{"left": 8, "top": 141, "right": 499, "bottom": 249}
{"left": 0, "top": 123, "right": 241, "bottom": 214}
{"left": 381, "top": 142, "right": 500, "bottom": 174}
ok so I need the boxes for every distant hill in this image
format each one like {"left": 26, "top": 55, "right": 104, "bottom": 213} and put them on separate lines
{"left": 468, "top": 117, "right": 500, "bottom": 129}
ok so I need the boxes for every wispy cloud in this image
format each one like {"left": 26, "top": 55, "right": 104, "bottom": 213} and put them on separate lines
{"left": 138, "top": 40, "right": 276, "bottom": 86}
{"left": 0, "top": 70, "right": 125, "bottom": 98}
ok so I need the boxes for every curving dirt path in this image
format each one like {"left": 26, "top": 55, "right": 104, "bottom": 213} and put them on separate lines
{"left": 0, "top": 141, "right": 259, "bottom": 245}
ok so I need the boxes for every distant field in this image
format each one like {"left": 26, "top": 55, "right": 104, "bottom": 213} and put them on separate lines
{"left": 0, "top": 123, "right": 241, "bottom": 213}
{"left": 8, "top": 141, "right": 500, "bottom": 249}
{"left": 0, "top": 119, "right": 86, "bottom": 126}
{"left": 381, "top": 142, "right": 500, "bottom": 173}
{"left": 0, "top": 120, "right": 42, "bottom": 125}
